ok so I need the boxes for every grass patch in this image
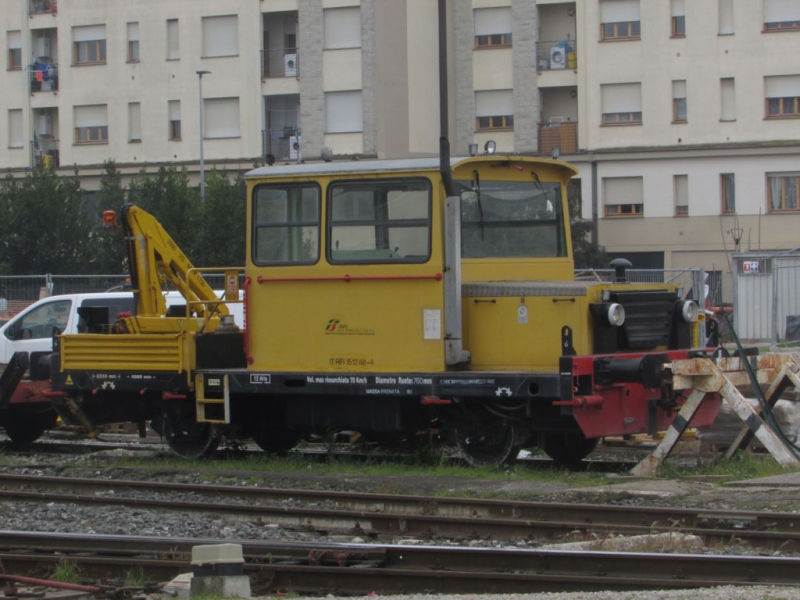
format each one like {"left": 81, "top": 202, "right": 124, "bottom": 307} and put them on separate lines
{"left": 124, "top": 566, "right": 146, "bottom": 587}
{"left": 658, "top": 450, "right": 797, "bottom": 482}
{"left": 50, "top": 560, "right": 85, "bottom": 584}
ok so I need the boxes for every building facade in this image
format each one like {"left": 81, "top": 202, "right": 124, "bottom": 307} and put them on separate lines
{"left": 1, "top": 0, "right": 799, "bottom": 302}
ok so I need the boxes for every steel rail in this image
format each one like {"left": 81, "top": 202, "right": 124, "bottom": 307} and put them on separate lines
{"left": 0, "top": 473, "right": 797, "bottom": 551}
{"left": 0, "top": 531, "right": 797, "bottom": 595}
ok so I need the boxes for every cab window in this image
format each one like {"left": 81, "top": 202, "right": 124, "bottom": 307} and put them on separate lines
{"left": 328, "top": 179, "right": 431, "bottom": 263}
{"left": 6, "top": 299, "right": 71, "bottom": 340}
{"left": 252, "top": 184, "right": 320, "bottom": 265}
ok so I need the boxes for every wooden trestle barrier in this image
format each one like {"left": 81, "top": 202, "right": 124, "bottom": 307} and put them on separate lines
{"left": 631, "top": 353, "right": 800, "bottom": 476}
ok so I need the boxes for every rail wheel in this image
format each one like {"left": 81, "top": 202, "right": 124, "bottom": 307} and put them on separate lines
{"left": 542, "top": 431, "right": 599, "bottom": 469}
{"left": 0, "top": 405, "right": 57, "bottom": 444}
{"left": 162, "top": 410, "right": 220, "bottom": 459}
{"left": 252, "top": 430, "right": 301, "bottom": 456}
{"left": 452, "top": 406, "right": 519, "bottom": 466}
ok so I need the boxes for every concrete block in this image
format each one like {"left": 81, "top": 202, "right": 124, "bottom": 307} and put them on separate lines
{"left": 190, "top": 575, "right": 251, "bottom": 598}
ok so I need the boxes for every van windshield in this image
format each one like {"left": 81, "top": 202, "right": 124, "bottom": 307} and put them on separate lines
{"left": 455, "top": 179, "right": 566, "bottom": 259}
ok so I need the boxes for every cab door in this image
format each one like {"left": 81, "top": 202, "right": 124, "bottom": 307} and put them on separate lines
{"left": 2, "top": 298, "right": 73, "bottom": 363}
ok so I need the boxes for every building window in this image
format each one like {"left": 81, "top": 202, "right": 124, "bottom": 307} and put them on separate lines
{"left": 74, "top": 104, "right": 108, "bottom": 144}
{"left": 601, "top": 82, "right": 642, "bottom": 125}
{"left": 674, "top": 174, "right": 688, "bottom": 216}
{"left": 253, "top": 184, "right": 320, "bottom": 265}
{"left": 328, "top": 179, "right": 432, "bottom": 264}
{"left": 323, "top": 7, "right": 361, "bottom": 50}
{"left": 767, "top": 174, "right": 800, "bottom": 211}
{"left": 168, "top": 100, "right": 181, "bottom": 140}
{"left": 603, "top": 176, "right": 644, "bottom": 218}
{"left": 325, "top": 90, "right": 363, "bottom": 133}
{"left": 671, "top": 0, "right": 686, "bottom": 37}
{"left": 8, "top": 30, "right": 21, "bottom": 70}
{"left": 203, "top": 97, "right": 240, "bottom": 139}
{"left": 128, "top": 102, "right": 141, "bottom": 142}
{"left": 764, "top": 0, "right": 800, "bottom": 31}
{"left": 474, "top": 8, "right": 512, "bottom": 48}
{"left": 721, "top": 173, "right": 735, "bottom": 214}
{"left": 672, "top": 80, "right": 687, "bottom": 122}
{"left": 765, "top": 75, "right": 800, "bottom": 118}
{"left": 600, "top": 0, "right": 641, "bottom": 40}
{"left": 127, "top": 22, "right": 139, "bottom": 62}
{"left": 73, "top": 25, "right": 107, "bottom": 65}
{"left": 475, "top": 89, "right": 513, "bottom": 131}
{"left": 8, "top": 109, "right": 22, "bottom": 148}
{"left": 202, "top": 15, "right": 238, "bottom": 58}
{"left": 719, "top": 0, "right": 734, "bottom": 34}
{"left": 167, "top": 19, "right": 179, "bottom": 60}
{"left": 721, "top": 78, "right": 736, "bottom": 121}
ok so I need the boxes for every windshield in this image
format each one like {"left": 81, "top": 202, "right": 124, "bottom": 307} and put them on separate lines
{"left": 455, "top": 178, "right": 566, "bottom": 259}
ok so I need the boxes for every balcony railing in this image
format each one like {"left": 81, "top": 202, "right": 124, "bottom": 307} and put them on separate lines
{"left": 29, "top": 63, "right": 58, "bottom": 93}
{"left": 262, "top": 128, "right": 301, "bottom": 162}
{"left": 539, "top": 120, "right": 578, "bottom": 155}
{"left": 31, "top": 138, "right": 60, "bottom": 169}
{"left": 536, "top": 39, "right": 577, "bottom": 71}
{"left": 261, "top": 48, "right": 299, "bottom": 80}
{"left": 29, "top": 0, "right": 57, "bottom": 15}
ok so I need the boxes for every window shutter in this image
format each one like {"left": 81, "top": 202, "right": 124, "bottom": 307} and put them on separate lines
{"left": 323, "top": 7, "right": 361, "bottom": 49}
{"left": 167, "top": 20, "right": 179, "bottom": 59}
{"left": 765, "top": 75, "right": 800, "bottom": 98}
{"left": 202, "top": 15, "right": 238, "bottom": 57}
{"left": 601, "top": 83, "right": 642, "bottom": 112}
{"left": 765, "top": 0, "right": 800, "bottom": 23}
{"left": 74, "top": 104, "right": 107, "bottom": 127}
{"left": 204, "top": 97, "right": 240, "bottom": 138}
{"left": 672, "top": 80, "right": 686, "bottom": 99}
{"left": 599, "top": 0, "right": 640, "bottom": 23}
{"left": 671, "top": 0, "right": 685, "bottom": 17}
{"left": 603, "top": 177, "right": 644, "bottom": 205}
{"left": 129, "top": 103, "right": 141, "bottom": 141}
{"left": 168, "top": 100, "right": 180, "bottom": 122}
{"left": 721, "top": 78, "right": 735, "bottom": 120}
{"left": 475, "top": 90, "right": 513, "bottom": 116}
{"left": 127, "top": 22, "right": 139, "bottom": 42}
{"left": 8, "top": 31, "right": 21, "bottom": 49}
{"left": 474, "top": 8, "right": 512, "bottom": 35}
{"left": 73, "top": 25, "right": 106, "bottom": 42}
{"left": 719, "top": 0, "right": 734, "bottom": 33}
{"left": 8, "top": 109, "right": 22, "bottom": 148}
{"left": 674, "top": 175, "right": 688, "bottom": 206}
{"left": 325, "top": 90, "right": 363, "bottom": 133}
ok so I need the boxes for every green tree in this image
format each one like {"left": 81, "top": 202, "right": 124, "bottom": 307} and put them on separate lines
{"left": 568, "top": 179, "right": 608, "bottom": 270}
{"left": 89, "top": 160, "right": 128, "bottom": 274}
{"left": 201, "top": 169, "right": 247, "bottom": 267}
{"left": 126, "top": 165, "right": 202, "bottom": 263}
{"left": 0, "top": 167, "right": 92, "bottom": 274}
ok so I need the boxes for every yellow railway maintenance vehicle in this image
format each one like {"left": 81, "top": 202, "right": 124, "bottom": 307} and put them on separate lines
{"left": 49, "top": 154, "right": 720, "bottom": 465}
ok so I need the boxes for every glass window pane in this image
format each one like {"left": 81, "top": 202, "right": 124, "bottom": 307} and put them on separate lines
{"left": 770, "top": 177, "right": 783, "bottom": 209}
{"left": 631, "top": 21, "right": 641, "bottom": 36}
{"left": 787, "top": 178, "right": 797, "bottom": 209}
{"left": 769, "top": 98, "right": 781, "bottom": 115}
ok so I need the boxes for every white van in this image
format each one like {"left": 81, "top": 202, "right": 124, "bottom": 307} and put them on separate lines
{"left": 0, "top": 291, "right": 244, "bottom": 367}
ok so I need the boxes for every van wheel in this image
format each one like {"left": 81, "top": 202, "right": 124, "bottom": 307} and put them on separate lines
{"left": 1, "top": 405, "right": 57, "bottom": 444}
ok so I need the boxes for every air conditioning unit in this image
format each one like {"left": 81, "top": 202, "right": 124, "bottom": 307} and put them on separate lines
{"left": 284, "top": 53, "right": 297, "bottom": 77}
{"left": 288, "top": 135, "right": 299, "bottom": 159}
{"left": 38, "top": 114, "right": 52, "bottom": 136}
{"left": 36, "top": 34, "right": 51, "bottom": 60}
{"left": 550, "top": 45, "right": 566, "bottom": 70}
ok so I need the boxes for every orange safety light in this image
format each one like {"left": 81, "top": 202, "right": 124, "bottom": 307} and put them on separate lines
{"left": 102, "top": 210, "right": 117, "bottom": 228}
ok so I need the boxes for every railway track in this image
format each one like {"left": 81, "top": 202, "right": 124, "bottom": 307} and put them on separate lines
{"left": 0, "top": 473, "right": 797, "bottom": 553}
{"left": 0, "top": 530, "right": 798, "bottom": 595}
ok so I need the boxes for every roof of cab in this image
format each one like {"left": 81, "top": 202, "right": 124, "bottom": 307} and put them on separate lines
{"left": 246, "top": 155, "right": 578, "bottom": 179}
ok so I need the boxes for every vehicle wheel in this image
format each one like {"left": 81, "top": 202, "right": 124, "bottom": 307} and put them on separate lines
{"left": 542, "top": 431, "right": 599, "bottom": 469}
{"left": 162, "top": 410, "right": 219, "bottom": 459}
{"left": 252, "top": 430, "right": 301, "bottom": 456}
{"left": 452, "top": 407, "right": 519, "bottom": 467}
{"left": 1, "top": 405, "right": 57, "bottom": 444}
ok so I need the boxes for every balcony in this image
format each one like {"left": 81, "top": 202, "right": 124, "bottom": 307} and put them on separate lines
{"left": 29, "top": 63, "right": 58, "bottom": 93}
{"left": 536, "top": 40, "right": 577, "bottom": 71}
{"left": 539, "top": 120, "right": 578, "bottom": 155}
{"left": 262, "top": 128, "right": 301, "bottom": 162}
{"left": 31, "top": 138, "right": 60, "bottom": 169}
{"left": 29, "top": 0, "right": 57, "bottom": 15}
{"left": 261, "top": 48, "right": 299, "bottom": 80}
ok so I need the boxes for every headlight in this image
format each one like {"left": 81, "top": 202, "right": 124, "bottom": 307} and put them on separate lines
{"left": 679, "top": 300, "right": 699, "bottom": 323}
{"left": 606, "top": 303, "right": 625, "bottom": 326}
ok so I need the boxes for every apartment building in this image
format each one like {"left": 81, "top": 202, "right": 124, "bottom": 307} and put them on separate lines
{"left": 1, "top": 0, "right": 799, "bottom": 303}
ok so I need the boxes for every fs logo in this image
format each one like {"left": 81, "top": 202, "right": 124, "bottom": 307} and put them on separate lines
{"left": 325, "top": 319, "right": 340, "bottom": 332}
